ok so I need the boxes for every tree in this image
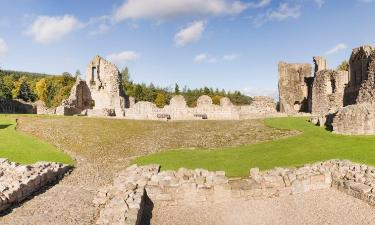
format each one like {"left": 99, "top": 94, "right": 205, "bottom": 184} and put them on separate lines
{"left": 75, "top": 70, "right": 81, "bottom": 78}
{"left": 212, "top": 95, "right": 222, "bottom": 105}
{"left": 154, "top": 92, "right": 167, "bottom": 108}
{"left": 337, "top": 60, "right": 349, "bottom": 71}
{"left": 35, "top": 78, "right": 48, "bottom": 102}
{"left": 121, "top": 67, "right": 130, "bottom": 83}
{"left": 12, "top": 77, "right": 35, "bottom": 102}
{"left": 174, "top": 83, "right": 180, "bottom": 95}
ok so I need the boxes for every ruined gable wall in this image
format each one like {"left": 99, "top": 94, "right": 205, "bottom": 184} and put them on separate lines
{"left": 344, "top": 45, "right": 375, "bottom": 106}
{"left": 356, "top": 51, "right": 375, "bottom": 104}
{"left": 86, "top": 56, "right": 126, "bottom": 117}
{"left": 278, "top": 62, "right": 312, "bottom": 113}
{"left": 311, "top": 70, "right": 348, "bottom": 115}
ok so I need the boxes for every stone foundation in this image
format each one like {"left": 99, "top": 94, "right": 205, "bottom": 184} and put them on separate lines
{"left": 94, "top": 160, "right": 375, "bottom": 225}
{"left": 0, "top": 159, "right": 71, "bottom": 212}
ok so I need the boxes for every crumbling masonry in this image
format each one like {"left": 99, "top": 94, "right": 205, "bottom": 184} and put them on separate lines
{"left": 280, "top": 44, "right": 375, "bottom": 135}
{"left": 37, "top": 55, "right": 277, "bottom": 120}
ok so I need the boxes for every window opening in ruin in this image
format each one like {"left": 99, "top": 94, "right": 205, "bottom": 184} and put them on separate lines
{"left": 91, "top": 67, "right": 97, "bottom": 85}
{"left": 331, "top": 79, "right": 336, "bottom": 93}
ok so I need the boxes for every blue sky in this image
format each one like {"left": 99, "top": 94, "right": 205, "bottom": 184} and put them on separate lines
{"left": 0, "top": 0, "right": 375, "bottom": 97}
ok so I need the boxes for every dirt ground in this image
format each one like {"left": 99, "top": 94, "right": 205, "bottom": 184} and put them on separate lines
{"left": 0, "top": 116, "right": 296, "bottom": 225}
{"left": 149, "top": 189, "right": 375, "bottom": 225}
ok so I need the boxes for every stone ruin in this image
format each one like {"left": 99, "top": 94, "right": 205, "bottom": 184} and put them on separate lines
{"left": 278, "top": 62, "right": 312, "bottom": 113}
{"left": 0, "top": 99, "right": 36, "bottom": 114}
{"left": 0, "top": 158, "right": 70, "bottom": 213}
{"left": 37, "top": 55, "right": 127, "bottom": 117}
{"left": 34, "top": 55, "right": 277, "bottom": 120}
{"left": 93, "top": 160, "right": 375, "bottom": 225}
{"left": 280, "top": 44, "right": 375, "bottom": 135}
{"left": 279, "top": 56, "right": 349, "bottom": 117}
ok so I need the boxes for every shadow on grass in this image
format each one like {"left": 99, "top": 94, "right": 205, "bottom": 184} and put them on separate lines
{"left": 0, "top": 124, "right": 12, "bottom": 129}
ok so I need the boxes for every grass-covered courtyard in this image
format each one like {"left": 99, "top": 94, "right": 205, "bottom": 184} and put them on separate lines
{"left": 134, "top": 117, "right": 375, "bottom": 177}
{"left": 0, "top": 115, "right": 73, "bottom": 165}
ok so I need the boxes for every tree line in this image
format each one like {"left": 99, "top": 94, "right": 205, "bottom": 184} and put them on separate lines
{"left": 0, "top": 67, "right": 252, "bottom": 109}
{"left": 0, "top": 69, "right": 77, "bottom": 107}
{"left": 121, "top": 67, "right": 252, "bottom": 108}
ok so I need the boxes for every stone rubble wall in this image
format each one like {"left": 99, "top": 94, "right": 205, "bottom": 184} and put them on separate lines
{"left": 311, "top": 70, "right": 348, "bottom": 115}
{"left": 94, "top": 160, "right": 375, "bottom": 225}
{"left": 0, "top": 99, "right": 36, "bottom": 114}
{"left": 124, "top": 95, "right": 278, "bottom": 121}
{"left": 332, "top": 103, "right": 375, "bottom": 135}
{"left": 0, "top": 159, "right": 71, "bottom": 212}
{"left": 278, "top": 62, "right": 312, "bottom": 114}
{"left": 345, "top": 45, "right": 375, "bottom": 106}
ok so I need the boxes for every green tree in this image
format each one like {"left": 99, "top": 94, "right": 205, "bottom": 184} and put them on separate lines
{"left": 337, "top": 60, "right": 349, "bottom": 71}
{"left": 12, "top": 77, "right": 35, "bottom": 102}
{"left": 174, "top": 83, "right": 180, "bottom": 95}
{"left": 35, "top": 78, "right": 48, "bottom": 102}
{"left": 75, "top": 70, "right": 82, "bottom": 78}
{"left": 212, "top": 95, "right": 222, "bottom": 105}
{"left": 154, "top": 92, "right": 167, "bottom": 108}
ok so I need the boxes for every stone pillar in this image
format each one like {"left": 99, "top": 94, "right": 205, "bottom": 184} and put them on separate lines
{"left": 313, "top": 56, "right": 328, "bottom": 75}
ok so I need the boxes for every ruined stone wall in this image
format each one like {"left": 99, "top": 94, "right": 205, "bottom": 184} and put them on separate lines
{"left": 356, "top": 51, "right": 375, "bottom": 104}
{"left": 0, "top": 159, "right": 71, "bottom": 213}
{"left": 332, "top": 103, "right": 375, "bottom": 135}
{"left": 125, "top": 95, "right": 241, "bottom": 120}
{"left": 311, "top": 70, "right": 348, "bottom": 115}
{"left": 86, "top": 55, "right": 126, "bottom": 117}
{"left": 344, "top": 45, "right": 375, "bottom": 105}
{"left": 278, "top": 62, "right": 312, "bottom": 113}
{"left": 95, "top": 160, "right": 375, "bottom": 225}
{"left": 0, "top": 99, "right": 36, "bottom": 114}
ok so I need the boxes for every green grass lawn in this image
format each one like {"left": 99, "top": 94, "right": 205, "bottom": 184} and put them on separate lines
{"left": 0, "top": 115, "right": 74, "bottom": 165}
{"left": 134, "top": 117, "right": 375, "bottom": 177}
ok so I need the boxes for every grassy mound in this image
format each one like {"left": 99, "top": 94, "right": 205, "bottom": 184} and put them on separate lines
{"left": 0, "top": 115, "right": 74, "bottom": 165}
{"left": 134, "top": 117, "right": 375, "bottom": 177}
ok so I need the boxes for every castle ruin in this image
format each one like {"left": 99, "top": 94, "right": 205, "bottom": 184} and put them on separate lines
{"left": 279, "top": 44, "right": 375, "bottom": 135}
{"left": 37, "top": 55, "right": 277, "bottom": 120}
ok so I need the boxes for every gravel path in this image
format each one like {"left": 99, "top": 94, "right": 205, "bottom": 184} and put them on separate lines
{"left": 149, "top": 189, "right": 375, "bottom": 225}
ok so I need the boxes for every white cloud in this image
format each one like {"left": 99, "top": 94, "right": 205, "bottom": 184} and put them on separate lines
{"left": 358, "top": 0, "right": 374, "bottom": 3}
{"left": 314, "top": 0, "right": 325, "bottom": 8}
{"left": 242, "top": 87, "right": 278, "bottom": 100}
{"left": 268, "top": 3, "right": 301, "bottom": 21}
{"left": 113, "top": 0, "right": 249, "bottom": 21}
{"left": 194, "top": 53, "right": 218, "bottom": 64}
{"left": 194, "top": 53, "right": 238, "bottom": 63}
{"left": 254, "top": 3, "right": 301, "bottom": 26}
{"left": 26, "top": 15, "right": 80, "bottom": 44}
{"left": 248, "top": 0, "right": 271, "bottom": 8}
{"left": 0, "top": 38, "right": 8, "bottom": 58}
{"left": 175, "top": 21, "right": 205, "bottom": 46}
{"left": 223, "top": 53, "right": 239, "bottom": 61}
{"left": 107, "top": 51, "right": 140, "bottom": 66}
{"left": 325, "top": 43, "right": 347, "bottom": 55}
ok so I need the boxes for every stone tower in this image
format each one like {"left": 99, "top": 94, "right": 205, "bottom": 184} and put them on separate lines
{"left": 278, "top": 62, "right": 312, "bottom": 113}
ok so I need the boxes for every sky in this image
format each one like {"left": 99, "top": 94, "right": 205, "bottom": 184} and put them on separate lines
{"left": 0, "top": 0, "right": 375, "bottom": 98}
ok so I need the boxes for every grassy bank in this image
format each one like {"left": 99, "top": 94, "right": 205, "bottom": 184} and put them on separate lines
{"left": 134, "top": 117, "right": 375, "bottom": 177}
{"left": 0, "top": 115, "right": 74, "bottom": 165}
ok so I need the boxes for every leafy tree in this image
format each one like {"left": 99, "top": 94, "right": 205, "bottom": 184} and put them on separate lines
{"left": 337, "top": 60, "right": 349, "bottom": 71}
{"left": 75, "top": 70, "right": 82, "bottom": 78}
{"left": 212, "top": 95, "right": 222, "bottom": 105}
{"left": 35, "top": 78, "right": 48, "bottom": 102}
{"left": 154, "top": 92, "right": 167, "bottom": 108}
{"left": 12, "top": 77, "right": 35, "bottom": 102}
{"left": 174, "top": 83, "right": 180, "bottom": 95}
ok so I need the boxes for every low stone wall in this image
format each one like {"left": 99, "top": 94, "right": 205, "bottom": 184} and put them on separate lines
{"left": 0, "top": 159, "right": 71, "bottom": 212}
{"left": 332, "top": 103, "right": 375, "bottom": 135}
{"left": 94, "top": 159, "right": 375, "bottom": 225}
{"left": 0, "top": 99, "right": 36, "bottom": 114}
